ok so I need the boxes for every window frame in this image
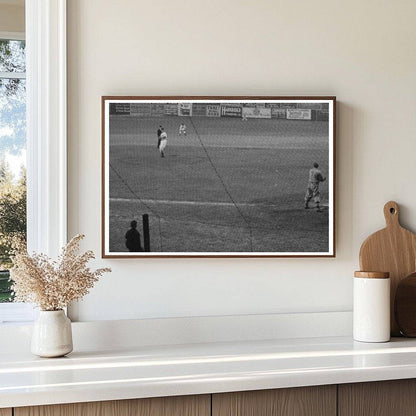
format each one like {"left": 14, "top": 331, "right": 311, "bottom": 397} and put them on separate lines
{"left": 0, "top": 0, "right": 67, "bottom": 323}
{"left": 0, "top": 31, "right": 24, "bottom": 41}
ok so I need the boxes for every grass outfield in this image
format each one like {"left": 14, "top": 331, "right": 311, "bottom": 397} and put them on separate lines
{"left": 108, "top": 116, "right": 330, "bottom": 253}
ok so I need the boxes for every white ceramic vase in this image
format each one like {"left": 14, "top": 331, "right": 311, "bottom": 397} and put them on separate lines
{"left": 31, "top": 310, "right": 73, "bottom": 357}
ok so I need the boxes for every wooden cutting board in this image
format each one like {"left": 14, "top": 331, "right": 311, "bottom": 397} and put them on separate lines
{"left": 395, "top": 273, "right": 416, "bottom": 337}
{"left": 359, "top": 201, "right": 416, "bottom": 336}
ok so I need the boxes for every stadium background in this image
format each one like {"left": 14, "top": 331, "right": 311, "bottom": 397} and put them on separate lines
{"left": 108, "top": 102, "right": 330, "bottom": 253}
{"left": 109, "top": 101, "right": 329, "bottom": 121}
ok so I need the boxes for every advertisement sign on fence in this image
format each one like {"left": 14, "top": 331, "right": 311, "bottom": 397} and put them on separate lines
{"left": 297, "top": 103, "right": 323, "bottom": 110}
{"left": 130, "top": 103, "right": 151, "bottom": 116}
{"left": 178, "top": 103, "right": 193, "bottom": 116}
{"left": 164, "top": 103, "right": 178, "bottom": 116}
{"left": 151, "top": 103, "right": 165, "bottom": 116}
{"left": 279, "top": 103, "right": 298, "bottom": 109}
{"left": 221, "top": 104, "right": 242, "bottom": 118}
{"left": 192, "top": 103, "right": 207, "bottom": 116}
{"left": 206, "top": 104, "right": 221, "bottom": 117}
{"left": 242, "top": 107, "right": 271, "bottom": 119}
{"left": 286, "top": 109, "right": 312, "bottom": 120}
{"left": 110, "top": 103, "right": 130, "bottom": 115}
{"left": 316, "top": 110, "right": 329, "bottom": 121}
{"left": 271, "top": 108, "right": 287, "bottom": 119}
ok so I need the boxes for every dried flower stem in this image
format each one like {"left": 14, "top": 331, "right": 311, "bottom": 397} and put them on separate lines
{"left": 10, "top": 235, "right": 111, "bottom": 310}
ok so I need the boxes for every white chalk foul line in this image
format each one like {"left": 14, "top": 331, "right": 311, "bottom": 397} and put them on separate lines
{"left": 110, "top": 197, "right": 329, "bottom": 209}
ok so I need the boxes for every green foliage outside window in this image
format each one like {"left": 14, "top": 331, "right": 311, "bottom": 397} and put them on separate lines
{"left": 0, "top": 38, "right": 26, "bottom": 302}
{"left": 0, "top": 161, "right": 26, "bottom": 302}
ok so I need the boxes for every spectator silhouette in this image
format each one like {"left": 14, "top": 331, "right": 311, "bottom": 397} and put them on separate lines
{"left": 125, "top": 220, "right": 143, "bottom": 252}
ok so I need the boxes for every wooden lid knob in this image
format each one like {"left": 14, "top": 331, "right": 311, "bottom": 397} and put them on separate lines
{"left": 354, "top": 271, "right": 390, "bottom": 279}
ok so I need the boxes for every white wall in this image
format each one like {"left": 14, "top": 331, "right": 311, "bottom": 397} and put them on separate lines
{"left": 0, "top": 3, "right": 24, "bottom": 33}
{"left": 67, "top": 0, "right": 416, "bottom": 322}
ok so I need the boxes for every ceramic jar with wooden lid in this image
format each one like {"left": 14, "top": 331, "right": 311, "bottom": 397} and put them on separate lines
{"left": 353, "top": 271, "right": 390, "bottom": 343}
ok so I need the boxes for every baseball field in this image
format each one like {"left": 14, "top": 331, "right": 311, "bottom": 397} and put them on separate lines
{"left": 108, "top": 115, "right": 330, "bottom": 253}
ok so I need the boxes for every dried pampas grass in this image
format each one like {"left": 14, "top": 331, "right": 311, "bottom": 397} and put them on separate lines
{"left": 10, "top": 234, "right": 111, "bottom": 311}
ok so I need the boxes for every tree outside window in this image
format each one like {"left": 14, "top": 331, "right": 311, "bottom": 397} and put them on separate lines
{"left": 0, "top": 38, "right": 26, "bottom": 302}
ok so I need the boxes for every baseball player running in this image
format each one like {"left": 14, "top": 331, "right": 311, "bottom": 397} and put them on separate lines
{"left": 179, "top": 123, "right": 187, "bottom": 136}
{"left": 159, "top": 128, "right": 168, "bottom": 158}
{"left": 304, "top": 162, "right": 326, "bottom": 212}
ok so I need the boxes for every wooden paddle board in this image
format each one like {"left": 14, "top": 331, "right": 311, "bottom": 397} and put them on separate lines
{"left": 395, "top": 273, "right": 416, "bottom": 337}
{"left": 359, "top": 201, "right": 416, "bottom": 336}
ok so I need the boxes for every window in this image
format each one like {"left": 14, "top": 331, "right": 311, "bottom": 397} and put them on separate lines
{"left": 0, "top": 0, "right": 67, "bottom": 324}
{"left": 0, "top": 34, "right": 26, "bottom": 306}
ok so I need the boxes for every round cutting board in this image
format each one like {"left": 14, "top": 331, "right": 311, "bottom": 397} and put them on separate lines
{"left": 395, "top": 273, "right": 416, "bottom": 337}
{"left": 359, "top": 201, "right": 416, "bottom": 336}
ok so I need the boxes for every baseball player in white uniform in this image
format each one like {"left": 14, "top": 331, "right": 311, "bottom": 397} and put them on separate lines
{"left": 159, "top": 129, "right": 168, "bottom": 158}
{"left": 304, "top": 162, "right": 326, "bottom": 212}
{"left": 179, "top": 123, "right": 187, "bottom": 136}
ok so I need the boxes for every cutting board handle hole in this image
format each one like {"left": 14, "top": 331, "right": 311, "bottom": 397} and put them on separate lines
{"left": 390, "top": 208, "right": 396, "bottom": 214}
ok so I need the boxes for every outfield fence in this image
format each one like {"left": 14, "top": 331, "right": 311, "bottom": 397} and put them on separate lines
{"left": 109, "top": 102, "right": 329, "bottom": 121}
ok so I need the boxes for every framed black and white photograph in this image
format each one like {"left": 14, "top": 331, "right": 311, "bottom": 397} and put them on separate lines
{"left": 102, "top": 96, "right": 336, "bottom": 258}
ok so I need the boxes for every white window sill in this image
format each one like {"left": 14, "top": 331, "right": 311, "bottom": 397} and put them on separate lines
{"left": 0, "top": 303, "right": 35, "bottom": 324}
